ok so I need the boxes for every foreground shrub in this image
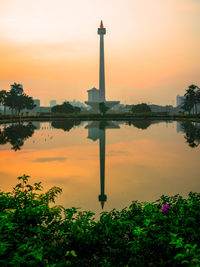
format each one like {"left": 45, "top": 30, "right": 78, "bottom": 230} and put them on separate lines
{"left": 0, "top": 175, "right": 200, "bottom": 266}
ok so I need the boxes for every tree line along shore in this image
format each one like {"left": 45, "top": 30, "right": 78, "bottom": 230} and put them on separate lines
{"left": 0, "top": 113, "right": 200, "bottom": 125}
{"left": 1, "top": 83, "right": 200, "bottom": 119}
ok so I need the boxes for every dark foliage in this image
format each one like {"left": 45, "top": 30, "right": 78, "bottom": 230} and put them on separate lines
{"left": 3, "top": 83, "right": 35, "bottom": 115}
{"left": 131, "top": 103, "right": 151, "bottom": 113}
{"left": 180, "top": 121, "right": 200, "bottom": 148}
{"left": 130, "top": 120, "right": 152, "bottom": 129}
{"left": 99, "top": 102, "right": 110, "bottom": 115}
{"left": 51, "top": 120, "right": 81, "bottom": 132}
{"left": 51, "top": 102, "right": 81, "bottom": 114}
{"left": 182, "top": 84, "right": 200, "bottom": 114}
{"left": 0, "top": 123, "right": 36, "bottom": 151}
{"left": 98, "top": 121, "right": 110, "bottom": 130}
{"left": 0, "top": 175, "right": 200, "bottom": 266}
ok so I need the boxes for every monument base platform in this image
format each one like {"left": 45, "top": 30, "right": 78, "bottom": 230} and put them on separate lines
{"left": 85, "top": 101, "right": 120, "bottom": 113}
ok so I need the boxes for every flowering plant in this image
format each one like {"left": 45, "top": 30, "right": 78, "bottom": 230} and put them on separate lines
{"left": 161, "top": 203, "right": 171, "bottom": 213}
{"left": 0, "top": 175, "right": 200, "bottom": 266}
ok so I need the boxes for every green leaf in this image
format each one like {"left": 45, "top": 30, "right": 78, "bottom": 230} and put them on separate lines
{"left": 174, "top": 253, "right": 184, "bottom": 260}
{"left": 181, "top": 260, "right": 189, "bottom": 264}
{"left": 71, "top": 250, "right": 77, "bottom": 257}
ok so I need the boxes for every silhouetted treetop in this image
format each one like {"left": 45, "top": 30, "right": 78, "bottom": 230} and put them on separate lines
{"left": 51, "top": 102, "right": 81, "bottom": 114}
{"left": 131, "top": 103, "right": 151, "bottom": 113}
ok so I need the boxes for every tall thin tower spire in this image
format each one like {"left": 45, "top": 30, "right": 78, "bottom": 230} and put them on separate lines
{"left": 98, "top": 21, "right": 106, "bottom": 102}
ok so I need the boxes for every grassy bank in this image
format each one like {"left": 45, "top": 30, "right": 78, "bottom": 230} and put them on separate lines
{"left": 0, "top": 112, "right": 200, "bottom": 124}
{"left": 0, "top": 175, "right": 200, "bottom": 266}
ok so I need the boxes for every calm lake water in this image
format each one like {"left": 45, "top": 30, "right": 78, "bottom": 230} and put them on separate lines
{"left": 0, "top": 120, "right": 200, "bottom": 214}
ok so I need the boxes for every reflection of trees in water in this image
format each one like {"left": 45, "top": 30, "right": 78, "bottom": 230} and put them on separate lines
{"left": 51, "top": 120, "right": 81, "bottom": 132}
{"left": 181, "top": 121, "right": 200, "bottom": 148}
{"left": 129, "top": 120, "right": 172, "bottom": 130}
{"left": 0, "top": 129, "right": 7, "bottom": 145}
{"left": 129, "top": 120, "right": 152, "bottom": 129}
{"left": 0, "top": 122, "right": 36, "bottom": 151}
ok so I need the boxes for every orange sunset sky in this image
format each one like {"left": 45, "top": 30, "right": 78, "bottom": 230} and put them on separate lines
{"left": 0, "top": 0, "right": 199, "bottom": 106}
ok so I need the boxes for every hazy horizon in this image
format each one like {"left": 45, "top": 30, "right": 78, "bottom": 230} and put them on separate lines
{"left": 0, "top": 0, "right": 199, "bottom": 106}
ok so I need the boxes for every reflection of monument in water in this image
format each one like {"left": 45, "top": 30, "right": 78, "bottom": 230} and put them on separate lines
{"left": 85, "top": 21, "right": 120, "bottom": 112}
{"left": 86, "top": 121, "right": 120, "bottom": 208}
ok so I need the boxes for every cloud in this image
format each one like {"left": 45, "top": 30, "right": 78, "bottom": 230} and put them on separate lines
{"left": 16, "top": 150, "right": 34, "bottom": 154}
{"left": 48, "top": 176, "right": 81, "bottom": 185}
{"left": 108, "top": 150, "right": 129, "bottom": 156}
{"left": 34, "top": 157, "right": 66, "bottom": 162}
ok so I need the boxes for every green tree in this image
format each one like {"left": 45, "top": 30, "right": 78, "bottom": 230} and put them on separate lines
{"left": 52, "top": 102, "right": 77, "bottom": 114}
{"left": 10, "top": 82, "right": 23, "bottom": 96}
{"left": 183, "top": 84, "right": 199, "bottom": 114}
{"left": 5, "top": 83, "right": 24, "bottom": 115}
{"left": 24, "top": 95, "right": 35, "bottom": 110}
{"left": 181, "top": 99, "right": 193, "bottom": 115}
{"left": 131, "top": 103, "right": 151, "bottom": 113}
{"left": 4, "top": 90, "right": 17, "bottom": 115}
{"left": 99, "top": 102, "right": 109, "bottom": 115}
{"left": 4, "top": 83, "right": 35, "bottom": 115}
{"left": 73, "top": 106, "right": 81, "bottom": 114}
{"left": 15, "top": 94, "right": 35, "bottom": 115}
{"left": 196, "top": 86, "right": 200, "bottom": 111}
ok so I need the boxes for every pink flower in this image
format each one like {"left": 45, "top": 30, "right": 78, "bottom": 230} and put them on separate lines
{"left": 161, "top": 204, "right": 171, "bottom": 213}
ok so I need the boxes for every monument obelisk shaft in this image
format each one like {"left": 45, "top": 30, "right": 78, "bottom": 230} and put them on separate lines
{"left": 98, "top": 20, "right": 106, "bottom": 102}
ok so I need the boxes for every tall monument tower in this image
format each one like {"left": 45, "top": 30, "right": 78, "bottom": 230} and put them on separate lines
{"left": 98, "top": 20, "right": 106, "bottom": 102}
{"left": 85, "top": 22, "right": 120, "bottom": 112}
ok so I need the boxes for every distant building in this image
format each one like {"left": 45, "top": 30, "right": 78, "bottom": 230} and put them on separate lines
{"left": 87, "top": 87, "right": 99, "bottom": 102}
{"left": 33, "top": 99, "right": 40, "bottom": 107}
{"left": 50, "top": 100, "right": 57, "bottom": 107}
{"left": 176, "top": 95, "right": 185, "bottom": 107}
{"left": 149, "top": 104, "right": 174, "bottom": 113}
{"left": 111, "top": 103, "right": 125, "bottom": 111}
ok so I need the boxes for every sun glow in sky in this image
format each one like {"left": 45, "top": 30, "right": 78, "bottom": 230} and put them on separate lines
{"left": 0, "top": 0, "right": 199, "bottom": 105}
